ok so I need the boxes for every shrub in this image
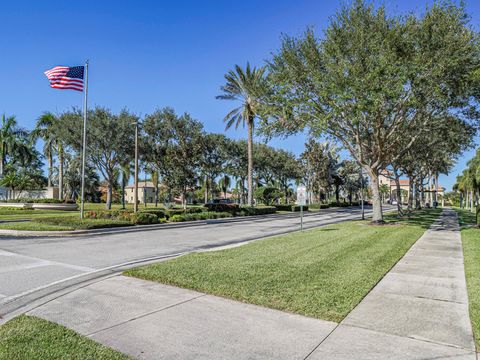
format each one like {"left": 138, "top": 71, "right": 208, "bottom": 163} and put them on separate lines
{"left": 35, "top": 217, "right": 133, "bottom": 229}
{"left": 329, "top": 201, "right": 350, "bottom": 207}
{"left": 240, "top": 206, "right": 277, "bottom": 216}
{"left": 275, "top": 204, "right": 309, "bottom": 212}
{"left": 290, "top": 205, "right": 309, "bottom": 212}
{"left": 185, "top": 207, "right": 205, "bottom": 214}
{"left": 320, "top": 204, "right": 330, "bottom": 209}
{"left": 0, "top": 207, "right": 35, "bottom": 212}
{"left": 274, "top": 204, "right": 293, "bottom": 212}
{"left": 132, "top": 212, "right": 159, "bottom": 225}
{"left": 139, "top": 208, "right": 166, "bottom": 219}
{"left": 84, "top": 210, "right": 132, "bottom": 221}
{"left": 165, "top": 209, "right": 186, "bottom": 219}
{"left": 204, "top": 203, "right": 239, "bottom": 214}
{"left": 254, "top": 186, "right": 282, "bottom": 206}
{"left": 170, "top": 212, "right": 232, "bottom": 222}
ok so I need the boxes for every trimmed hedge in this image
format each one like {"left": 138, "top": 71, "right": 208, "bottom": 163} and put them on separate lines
{"left": 240, "top": 206, "right": 277, "bottom": 216}
{"left": 275, "top": 205, "right": 309, "bottom": 212}
{"left": 7, "top": 198, "right": 76, "bottom": 204}
{"left": 139, "top": 208, "right": 166, "bottom": 219}
{"left": 170, "top": 212, "right": 232, "bottom": 222}
{"left": 204, "top": 203, "right": 240, "bottom": 214}
{"left": 35, "top": 217, "right": 133, "bottom": 229}
{"left": 132, "top": 212, "right": 160, "bottom": 225}
{"left": 309, "top": 204, "right": 329, "bottom": 210}
{"left": 84, "top": 210, "right": 132, "bottom": 221}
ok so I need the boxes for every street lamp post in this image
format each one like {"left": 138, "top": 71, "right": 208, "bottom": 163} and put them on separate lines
{"left": 133, "top": 121, "right": 139, "bottom": 213}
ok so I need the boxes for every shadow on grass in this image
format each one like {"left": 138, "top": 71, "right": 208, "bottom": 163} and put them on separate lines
{"left": 454, "top": 208, "right": 477, "bottom": 229}
{"left": 382, "top": 208, "right": 442, "bottom": 229}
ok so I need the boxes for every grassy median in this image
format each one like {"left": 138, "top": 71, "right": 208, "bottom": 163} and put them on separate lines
{"left": 454, "top": 208, "right": 480, "bottom": 349}
{"left": 126, "top": 209, "right": 439, "bottom": 322}
{"left": 0, "top": 315, "right": 130, "bottom": 360}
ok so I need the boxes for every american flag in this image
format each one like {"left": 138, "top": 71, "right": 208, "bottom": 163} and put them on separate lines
{"left": 44, "top": 66, "right": 84, "bottom": 92}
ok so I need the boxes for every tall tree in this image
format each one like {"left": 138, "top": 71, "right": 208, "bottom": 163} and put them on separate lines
{"left": 264, "top": 1, "right": 479, "bottom": 222}
{"left": 217, "top": 63, "right": 269, "bottom": 206}
{"left": 200, "top": 133, "right": 229, "bottom": 203}
{"left": 0, "top": 114, "right": 28, "bottom": 177}
{"left": 143, "top": 108, "right": 204, "bottom": 208}
{"left": 31, "top": 112, "right": 56, "bottom": 188}
{"left": 61, "top": 107, "right": 136, "bottom": 209}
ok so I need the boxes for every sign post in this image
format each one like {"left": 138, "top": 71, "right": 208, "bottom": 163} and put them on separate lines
{"left": 296, "top": 185, "right": 307, "bottom": 231}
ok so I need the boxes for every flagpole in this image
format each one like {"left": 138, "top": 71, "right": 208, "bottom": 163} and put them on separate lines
{"left": 80, "top": 60, "right": 89, "bottom": 219}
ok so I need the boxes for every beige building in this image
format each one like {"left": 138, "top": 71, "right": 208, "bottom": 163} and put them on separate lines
{"left": 124, "top": 181, "right": 157, "bottom": 204}
{"left": 378, "top": 171, "right": 444, "bottom": 204}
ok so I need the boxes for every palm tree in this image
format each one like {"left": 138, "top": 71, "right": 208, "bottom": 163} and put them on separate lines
{"left": 216, "top": 63, "right": 269, "bottom": 206}
{"left": 31, "top": 112, "right": 65, "bottom": 199}
{"left": 31, "top": 112, "right": 56, "bottom": 188}
{"left": 0, "top": 171, "right": 19, "bottom": 201}
{"left": 0, "top": 114, "right": 28, "bottom": 176}
{"left": 219, "top": 175, "right": 231, "bottom": 199}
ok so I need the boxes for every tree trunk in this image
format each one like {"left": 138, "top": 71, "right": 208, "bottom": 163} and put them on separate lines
{"left": 58, "top": 145, "right": 64, "bottom": 200}
{"left": 247, "top": 118, "right": 254, "bottom": 206}
{"left": 106, "top": 182, "right": 113, "bottom": 210}
{"left": 0, "top": 145, "right": 5, "bottom": 176}
{"left": 368, "top": 168, "right": 383, "bottom": 223}
{"left": 155, "top": 176, "right": 159, "bottom": 207}
{"left": 335, "top": 185, "right": 340, "bottom": 203}
{"left": 394, "top": 176, "right": 403, "bottom": 217}
{"left": 204, "top": 175, "right": 208, "bottom": 204}
{"left": 182, "top": 187, "right": 187, "bottom": 210}
{"left": 121, "top": 172, "right": 126, "bottom": 209}
{"left": 408, "top": 179, "right": 414, "bottom": 212}
{"left": 48, "top": 152, "right": 53, "bottom": 188}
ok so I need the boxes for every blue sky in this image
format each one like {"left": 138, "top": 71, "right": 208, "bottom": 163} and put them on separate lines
{"left": 1, "top": 0, "right": 478, "bottom": 190}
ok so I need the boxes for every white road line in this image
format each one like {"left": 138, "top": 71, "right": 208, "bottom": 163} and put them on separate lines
{"left": 0, "top": 249, "right": 93, "bottom": 272}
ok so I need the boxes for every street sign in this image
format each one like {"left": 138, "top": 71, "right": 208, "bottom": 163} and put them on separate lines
{"left": 296, "top": 185, "right": 307, "bottom": 206}
{"left": 296, "top": 185, "right": 307, "bottom": 231}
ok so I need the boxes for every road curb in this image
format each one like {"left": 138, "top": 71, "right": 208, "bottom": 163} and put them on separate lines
{"left": 0, "top": 206, "right": 369, "bottom": 238}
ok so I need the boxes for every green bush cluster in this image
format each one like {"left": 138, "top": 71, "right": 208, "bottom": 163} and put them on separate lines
{"left": 0, "top": 207, "right": 35, "bottom": 212}
{"left": 35, "top": 217, "right": 133, "bottom": 230}
{"left": 164, "top": 207, "right": 205, "bottom": 219}
{"left": 139, "top": 208, "right": 165, "bottom": 219}
{"left": 239, "top": 206, "right": 277, "bottom": 216}
{"left": 170, "top": 211, "right": 232, "bottom": 222}
{"left": 131, "top": 212, "right": 163, "bottom": 225}
{"left": 84, "top": 209, "right": 132, "bottom": 221}
{"left": 275, "top": 205, "right": 309, "bottom": 212}
{"left": 328, "top": 201, "right": 352, "bottom": 208}
{"left": 204, "top": 203, "right": 239, "bottom": 214}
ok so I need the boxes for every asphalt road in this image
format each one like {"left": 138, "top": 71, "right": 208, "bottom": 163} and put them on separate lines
{"left": 0, "top": 206, "right": 388, "bottom": 313}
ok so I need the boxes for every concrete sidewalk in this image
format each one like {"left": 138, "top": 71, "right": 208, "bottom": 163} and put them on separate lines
{"left": 26, "top": 209, "right": 476, "bottom": 359}
{"left": 310, "top": 208, "right": 476, "bottom": 359}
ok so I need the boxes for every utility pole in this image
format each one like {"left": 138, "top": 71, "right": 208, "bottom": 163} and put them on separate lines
{"left": 134, "top": 121, "right": 139, "bottom": 213}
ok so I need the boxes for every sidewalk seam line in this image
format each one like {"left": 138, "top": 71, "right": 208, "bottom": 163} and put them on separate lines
{"left": 85, "top": 293, "right": 207, "bottom": 337}
{"left": 340, "top": 322, "right": 473, "bottom": 351}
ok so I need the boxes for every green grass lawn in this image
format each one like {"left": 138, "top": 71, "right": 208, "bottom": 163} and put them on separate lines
{"left": 0, "top": 315, "right": 130, "bottom": 360}
{"left": 0, "top": 217, "right": 133, "bottom": 231}
{"left": 125, "top": 209, "right": 439, "bottom": 323}
{"left": 454, "top": 207, "right": 480, "bottom": 349}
